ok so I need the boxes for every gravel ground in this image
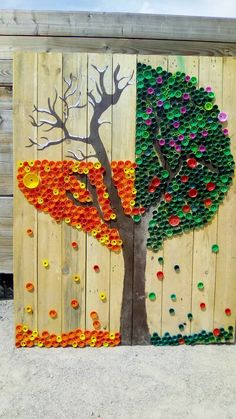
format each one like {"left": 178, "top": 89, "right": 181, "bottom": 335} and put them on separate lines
{"left": 0, "top": 300, "right": 236, "bottom": 419}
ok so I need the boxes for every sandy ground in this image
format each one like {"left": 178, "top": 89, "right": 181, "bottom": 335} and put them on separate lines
{"left": 0, "top": 300, "right": 236, "bottom": 419}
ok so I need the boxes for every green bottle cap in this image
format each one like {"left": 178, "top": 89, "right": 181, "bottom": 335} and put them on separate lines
{"left": 149, "top": 292, "right": 156, "bottom": 301}
{"left": 169, "top": 308, "right": 175, "bottom": 315}
{"left": 158, "top": 257, "right": 164, "bottom": 265}
{"left": 161, "top": 170, "right": 170, "bottom": 179}
{"left": 197, "top": 282, "right": 204, "bottom": 290}
{"left": 170, "top": 294, "right": 177, "bottom": 301}
{"left": 133, "top": 215, "right": 141, "bottom": 223}
{"left": 187, "top": 313, "right": 193, "bottom": 320}
{"left": 212, "top": 244, "right": 219, "bottom": 253}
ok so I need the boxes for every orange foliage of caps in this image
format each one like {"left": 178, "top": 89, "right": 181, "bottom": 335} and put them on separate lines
{"left": 25, "top": 282, "right": 34, "bottom": 292}
{"left": 15, "top": 324, "right": 121, "bottom": 348}
{"left": 90, "top": 311, "right": 98, "bottom": 320}
{"left": 17, "top": 160, "right": 123, "bottom": 252}
{"left": 111, "top": 160, "right": 140, "bottom": 216}
{"left": 71, "top": 299, "right": 79, "bottom": 309}
{"left": 49, "top": 309, "right": 57, "bottom": 318}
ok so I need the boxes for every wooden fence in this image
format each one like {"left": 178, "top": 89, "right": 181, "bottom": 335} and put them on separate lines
{"left": 13, "top": 52, "right": 236, "bottom": 346}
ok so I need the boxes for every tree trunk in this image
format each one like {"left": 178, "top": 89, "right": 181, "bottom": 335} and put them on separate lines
{"left": 132, "top": 216, "right": 150, "bottom": 345}
{"left": 120, "top": 215, "right": 150, "bottom": 345}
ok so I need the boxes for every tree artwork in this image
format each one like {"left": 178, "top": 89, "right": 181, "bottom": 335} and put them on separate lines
{"left": 17, "top": 61, "right": 234, "bottom": 345}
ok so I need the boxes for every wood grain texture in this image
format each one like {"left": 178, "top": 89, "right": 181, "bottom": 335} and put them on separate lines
{"left": 110, "top": 54, "right": 136, "bottom": 335}
{"left": 0, "top": 132, "right": 12, "bottom": 195}
{"left": 13, "top": 52, "right": 38, "bottom": 331}
{"left": 0, "top": 197, "right": 12, "bottom": 273}
{"left": 86, "top": 54, "right": 112, "bottom": 332}
{"left": 0, "top": 60, "right": 12, "bottom": 85}
{"left": 61, "top": 53, "right": 87, "bottom": 333}
{"left": 36, "top": 53, "right": 62, "bottom": 335}
{"left": 191, "top": 57, "right": 222, "bottom": 333}
{"left": 0, "top": 86, "right": 12, "bottom": 109}
{"left": 161, "top": 56, "right": 198, "bottom": 336}
{"left": 139, "top": 55, "right": 168, "bottom": 338}
{"left": 214, "top": 57, "right": 236, "bottom": 340}
{"left": 1, "top": 38, "right": 236, "bottom": 62}
{"left": 0, "top": 11, "right": 236, "bottom": 43}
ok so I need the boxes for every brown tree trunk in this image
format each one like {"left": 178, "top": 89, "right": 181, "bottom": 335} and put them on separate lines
{"left": 120, "top": 215, "right": 150, "bottom": 345}
{"left": 132, "top": 216, "right": 150, "bottom": 345}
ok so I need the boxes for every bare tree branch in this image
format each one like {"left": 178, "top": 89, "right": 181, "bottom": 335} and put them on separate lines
{"left": 91, "top": 64, "right": 108, "bottom": 95}
{"left": 66, "top": 149, "right": 97, "bottom": 161}
{"left": 98, "top": 120, "right": 111, "bottom": 126}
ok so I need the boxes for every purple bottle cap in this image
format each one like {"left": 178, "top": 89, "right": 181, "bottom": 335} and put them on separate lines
{"left": 185, "top": 75, "right": 191, "bottom": 82}
{"left": 147, "top": 87, "right": 154, "bottom": 95}
{"left": 205, "top": 86, "right": 212, "bottom": 92}
{"left": 180, "top": 107, "right": 187, "bottom": 114}
{"left": 159, "top": 139, "right": 165, "bottom": 146}
{"left": 199, "top": 145, "right": 206, "bottom": 152}
{"left": 202, "top": 130, "right": 208, "bottom": 137}
{"left": 169, "top": 139, "right": 175, "bottom": 147}
{"left": 156, "top": 76, "right": 163, "bottom": 84}
{"left": 183, "top": 93, "right": 190, "bottom": 100}
{"left": 178, "top": 135, "right": 184, "bottom": 141}
{"left": 145, "top": 119, "right": 152, "bottom": 126}
{"left": 175, "top": 145, "right": 181, "bottom": 152}
{"left": 146, "top": 107, "right": 153, "bottom": 114}
{"left": 218, "top": 112, "right": 228, "bottom": 122}
{"left": 157, "top": 100, "right": 163, "bottom": 107}
{"left": 189, "top": 133, "right": 196, "bottom": 139}
{"left": 173, "top": 121, "right": 180, "bottom": 128}
{"left": 222, "top": 128, "right": 229, "bottom": 136}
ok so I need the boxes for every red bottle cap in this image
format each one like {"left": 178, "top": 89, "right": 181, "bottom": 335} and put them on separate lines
{"left": 182, "top": 205, "right": 191, "bottom": 213}
{"left": 164, "top": 192, "right": 172, "bottom": 202}
{"left": 187, "top": 158, "right": 197, "bottom": 169}
{"left": 169, "top": 215, "right": 181, "bottom": 227}
{"left": 181, "top": 175, "right": 189, "bottom": 183}
{"left": 204, "top": 198, "right": 212, "bottom": 207}
{"left": 152, "top": 177, "right": 161, "bottom": 187}
{"left": 200, "top": 302, "right": 206, "bottom": 310}
{"left": 206, "top": 182, "right": 215, "bottom": 191}
{"left": 225, "top": 308, "right": 231, "bottom": 316}
{"left": 188, "top": 188, "right": 198, "bottom": 198}
{"left": 213, "top": 328, "right": 220, "bottom": 336}
{"left": 156, "top": 271, "right": 164, "bottom": 280}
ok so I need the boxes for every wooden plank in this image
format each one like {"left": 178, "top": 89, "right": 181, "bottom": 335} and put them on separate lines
{"left": 161, "top": 56, "right": 198, "bottom": 337}
{"left": 0, "top": 93, "right": 13, "bottom": 195}
{"left": 0, "top": 197, "right": 12, "bottom": 273}
{"left": 0, "top": 133, "right": 12, "bottom": 195}
{"left": 37, "top": 53, "right": 63, "bottom": 335}
{"left": 86, "top": 53, "right": 112, "bottom": 332}
{"left": 0, "top": 109, "right": 12, "bottom": 132}
{"left": 13, "top": 52, "right": 38, "bottom": 331}
{"left": 214, "top": 57, "right": 236, "bottom": 341}
{"left": 0, "top": 11, "right": 236, "bottom": 43}
{"left": 191, "top": 57, "right": 222, "bottom": 334}
{"left": 1, "top": 39, "right": 236, "bottom": 62}
{"left": 61, "top": 53, "right": 87, "bottom": 333}
{"left": 110, "top": 54, "right": 136, "bottom": 340}
{"left": 0, "top": 86, "right": 12, "bottom": 109}
{"left": 0, "top": 60, "right": 12, "bottom": 85}
{"left": 136, "top": 55, "right": 167, "bottom": 339}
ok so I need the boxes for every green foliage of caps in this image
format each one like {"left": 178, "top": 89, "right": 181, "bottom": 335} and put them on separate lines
{"left": 135, "top": 63, "right": 234, "bottom": 253}
{"left": 212, "top": 244, "right": 219, "bottom": 253}
{"left": 149, "top": 292, "right": 156, "bottom": 301}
